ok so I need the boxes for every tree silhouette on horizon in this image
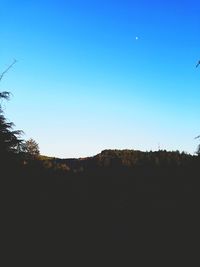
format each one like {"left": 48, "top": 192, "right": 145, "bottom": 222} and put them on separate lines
{"left": 0, "top": 60, "right": 23, "bottom": 157}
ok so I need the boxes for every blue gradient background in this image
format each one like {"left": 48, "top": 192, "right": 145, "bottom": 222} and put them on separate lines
{"left": 1, "top": 0, "right": 200, "bottom": 157}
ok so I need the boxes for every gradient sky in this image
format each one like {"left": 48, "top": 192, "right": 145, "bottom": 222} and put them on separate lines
{"left": 1, "top": 0, "right": 200, "bottom": 158}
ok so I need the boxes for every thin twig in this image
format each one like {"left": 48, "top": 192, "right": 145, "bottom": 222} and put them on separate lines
{"left": 0, "top": 59, "right": 17, "bottom": 82}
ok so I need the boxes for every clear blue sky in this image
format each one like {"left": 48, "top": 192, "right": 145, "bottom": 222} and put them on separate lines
{"left": 1, "top": 0, "right": 200, "bottom": 158}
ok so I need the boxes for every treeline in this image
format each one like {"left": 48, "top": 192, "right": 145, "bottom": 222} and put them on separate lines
{"left": 32, "top": 148, "right": 196, "bottom": 174}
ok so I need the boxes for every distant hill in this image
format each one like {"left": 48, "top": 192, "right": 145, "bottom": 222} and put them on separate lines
{"left": 38, "top": 149, "right": 195, "bottom": 173}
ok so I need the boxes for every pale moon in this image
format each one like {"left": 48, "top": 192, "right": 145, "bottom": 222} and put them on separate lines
{"left": 135, "top": 36, "right": 139, "bottom": 40}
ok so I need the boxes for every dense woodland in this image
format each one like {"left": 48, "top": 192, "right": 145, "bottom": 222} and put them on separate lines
{"left": 1, "top": 83, "right": 200, "bottom": 260}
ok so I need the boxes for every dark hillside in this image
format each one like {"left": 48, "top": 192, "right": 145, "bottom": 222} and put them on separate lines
{"left": 2, "top": 149, "right": 200, "bottom": 260}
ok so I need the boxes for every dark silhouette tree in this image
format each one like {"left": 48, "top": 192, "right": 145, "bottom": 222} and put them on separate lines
{"left": 0, "top": 60, "right": 23, "bottom": 157}
{"left": 195, "top": 136, "right": 200, "bottom": 156}
{"left": 21, "top": 138, "right": 40, "bottom": 156}
{"left": 195, "top": 60, "right": 200, "bottom": 154}
{"left": 196, "top": 145, "right": 200, "bottom": 156}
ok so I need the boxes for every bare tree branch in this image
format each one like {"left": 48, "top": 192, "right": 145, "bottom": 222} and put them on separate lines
{"left": 0, "top": 59, "right": 17, "bottom": 82}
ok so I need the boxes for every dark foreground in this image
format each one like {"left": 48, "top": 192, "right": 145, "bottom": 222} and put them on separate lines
{"left": 2, "top": 150, "right": 200, "bottom": 264}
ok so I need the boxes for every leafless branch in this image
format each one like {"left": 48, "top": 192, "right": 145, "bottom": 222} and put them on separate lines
{"left": 0, "top": 59, "right": 17, "bottom": 82}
